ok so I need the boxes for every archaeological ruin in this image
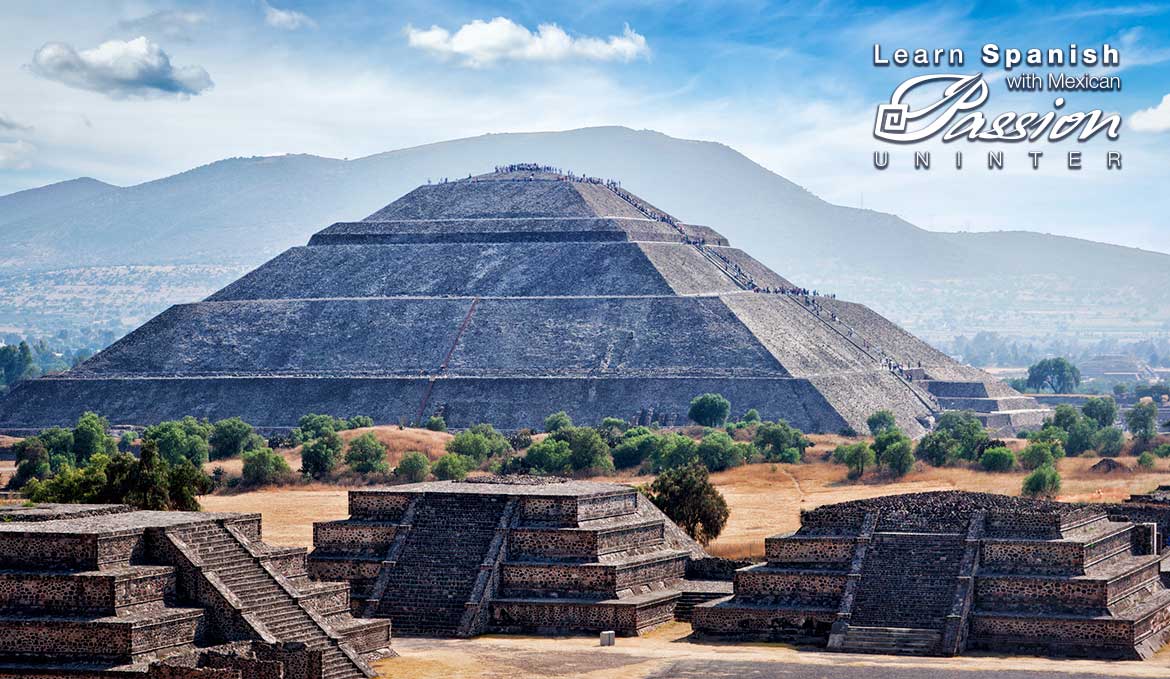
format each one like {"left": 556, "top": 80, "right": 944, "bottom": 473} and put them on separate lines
{"left": 692, "top": 490, "right": 1170, "bottom": 659}
{"left": 0, "top": 502, "right": 390, "bottom": 679}
{"left": 0, "top": 165, "right": 1046, "bottom": 437}
{"left": 306, "top": 475, "right": 724, "bottom": 637}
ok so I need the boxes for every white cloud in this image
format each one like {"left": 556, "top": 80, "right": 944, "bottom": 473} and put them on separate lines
{"left": 0, "top": 140, "right": 35, "bottom": 169}
{"left": 0, "top": 114, "right": 31, "bottom": 132}
{"left": 115, "top": 10, "right": 206, "bottom": 42}
{"left": 406, "top": 17, "right": 649, "bottom": 67}
{"left": 262, "top": 1, "right": 316, "bottom": 30}
{"left": 29, "top": 37, "right": 213, "bottom": 98}
{"left": 1131, "top": 93, "right": 1170, "bottom": 132}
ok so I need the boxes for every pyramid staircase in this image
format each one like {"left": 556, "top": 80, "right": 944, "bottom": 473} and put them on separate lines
{"left": 170, "top": 522, "right": 375, "bottom": 679}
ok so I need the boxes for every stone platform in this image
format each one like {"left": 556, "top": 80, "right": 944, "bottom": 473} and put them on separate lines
{"left": 692, "top": 491, "right": 1170, "bottom": 659}
{"left": 0, "top": 502, "right": 391, "bottom": 678}
{"left": 308, "top": 476, "right": 707, "bottom": 637}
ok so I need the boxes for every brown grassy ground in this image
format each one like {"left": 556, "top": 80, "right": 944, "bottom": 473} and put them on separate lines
{"left": 202, "top": 426, "right": 453, "bottom": 476}
{"left": 198, "top": 432, "right": 1170, "bottom": 556}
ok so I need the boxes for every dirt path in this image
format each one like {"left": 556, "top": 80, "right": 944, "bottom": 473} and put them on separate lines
{"left": 377, "top": 623, "right": 1170, "bottom": 679}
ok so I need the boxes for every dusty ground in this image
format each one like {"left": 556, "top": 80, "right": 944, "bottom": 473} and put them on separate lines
{"left": 374, "top": 623, "right": 1170, "bottom": 679}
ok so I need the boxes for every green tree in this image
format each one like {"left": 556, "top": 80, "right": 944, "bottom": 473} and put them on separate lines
{"left": 1094, "top": 427, "right": 1125, "bottom": 457}
{"left": 1022, "top": 464, "right": 1061, "bottom": 498}
{"left": 72, "top": 411, "right": 116, "bottom": 464}
{"left": 696, "top": 431, "right": 746, "bottom": 472}
{"left": 9, "top": 437, "right": 50, "bottom": 489}
{"left": 597, "top": 417, "right": 628, "bottom": 446}
{"left": 432, "top": 453, "right": 475, "bottom": 480}
{"left": 1028, "top": 425, "right": 1069, "bottom": 449}
{"left": 1019, "top": 441, "right": 1061, "bottom": 470}
{"left": 543, "top": 411, "right": 573, "bottom": 433}
{"left": 866, "top": 410, "right": 897, "bottom": 436}
{"left": 1049, "top": 405, "right": 1082, "bottom": 432}
{"left": 1026, "top": 357, "right": 1081, "bottom": 393}
{"left": 688, "top": 393, "right": 731, "bottom": 427}
{"left": 840, "top": 442, "right": 875, "bottom": 480}
{"left": 980, "top": 446, "right": 1016, "bottom": 472}
{"left": 293, "top": 413, "right": 344, "bottom": 442}
{"left": 524, "top": 438, "right": 572, "bottom": 474}
{"left": 300, "top": 431, "right": 343, "bottom": 479}
{"left": 446, "top": 424, "right": 510, "bottom": 461}
{"left": 1138, "top": 451, "right": 1156, "bottom": 469}
{"left": 877, "top": 432, "right": 915, "bottom": 477}
{"left": 0, "top": 341, "right": 35, "bottom": 387}
{"left": 646, "top": 462, "right": 729, "bottom": 545}
{"left": 1065, "top": 418, "right": 1099, "bottom": 456}
{"left": 346, "top": 415, "right": 374, "bottom": 429}
{"left": 129, "top": 440, "right": 172, "bottom": 510}
{"left": 424, "top": 415, "right": 447, "bottom": 432}
{"left": 612, "top": 432, "right": 661, "bottom": 470}
{"left": 143, "top": 417, "right": 212, "bottom": 466}
{"left": 241, "top": 447, "right": 293, "bottom": 487}
{"left": 914, "top": 431, "right": 958, "bottom": 467}
{"left": 551, "top": 426, "right": 613, "bottom": 473}
{"left": 168, "top": 460, "right": 209, "bottom": 511}
{"left": 752, "top": 420, "right": 810, "bottom": 463}
{"left": 1125, "top": 401, "right": 1159, "bottom": 444}
{"left": 39, "top": 427, "right": 75, "bottom": 461}
{"left": 742, "top": 408, "right": 761, "bottom": 424}
{"left": 1114, "top": 383, "right": 1129, "bottom": 397}
{"left": 650, "top": 433, "right": 700, "bottom": 472}
{"left": 1082, "top": 397, "right": 1118, "bottom": 429}
{"left": 932, "top": 411, "right": 989, "bottom": 460}
{"left": 1154, "top": 443, "right": 1170, "bottom": 459}
{"left": 209, "top": 417, "right": 256, "bottom": 460}
{"left": 345, "top": 432, "right": 389, "bottom": 474}
{"left": 395, "top": 452, "right": 431, "bottom": 482}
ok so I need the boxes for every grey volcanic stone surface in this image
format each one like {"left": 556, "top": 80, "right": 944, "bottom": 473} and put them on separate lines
{"left": 0, "top": 169, "right": 1040, "bottom": 434}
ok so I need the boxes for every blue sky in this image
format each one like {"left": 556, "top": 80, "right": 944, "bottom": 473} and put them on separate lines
{"left": 1, "top": 0, "right": 1168, "bottom": 250}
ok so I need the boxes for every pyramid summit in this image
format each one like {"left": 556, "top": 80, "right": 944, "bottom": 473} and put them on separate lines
{"left": 0, "top": 164, "right": 1046, "bottom": 435}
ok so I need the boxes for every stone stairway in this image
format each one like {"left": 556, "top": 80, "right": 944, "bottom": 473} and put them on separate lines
{"left": 374, "top": 493, "right": 510, "bottom": 636}
{"left": 176, "top": 523, "right": 370, "bottom": 679}
{"left": 844, "top": 532, "right": 965, "bottom": 654}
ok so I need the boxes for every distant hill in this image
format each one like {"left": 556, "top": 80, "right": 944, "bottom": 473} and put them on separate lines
{"left": 2, "top": 126, "right": 1167, "bottom": 342}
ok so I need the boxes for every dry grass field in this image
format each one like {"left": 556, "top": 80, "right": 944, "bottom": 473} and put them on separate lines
{"left": 197, "top": 431, "right": 1170, "bottom": 557}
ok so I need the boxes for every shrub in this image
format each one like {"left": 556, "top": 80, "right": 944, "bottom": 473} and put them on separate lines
{"left": 840, "top": 442, "right": 875, "bottom": 479}
{"left": 696, "top": 431, "right": 746, "bottom": 472}
{"left": 1028, "top": 425, "right": 1069, "bottom": 449}
{"left": 72, "top": 411, "right": 117, "bottom": 464}
{"left": 1138, "top": 451, "right": 1156, "bottom": 470}
{"left": 645, "top": 462, "right": 729, "bottom": 545}
{"left": 597, "top": 417, "right": 628, "bottom": 446}
{"left": 508, "top": 428, "right": 534, "bottom": 450}
{"left": 1049, "top": 404, "right": 1082, "bottom": 432}
{"left": 649, "top": 433, "right": 700, "bottom": 472}
{"left": 1094, "top": 427, "right": 1125, "bottom": 457}
{"left": 209, "top": 417, "right": 256, "bottom": 460}
{"left": 395, "top": 451, "right": 430, "bottom": 482}
{"left": 524, "top": 438, "right": 572, "bottom": 474}
{"left": 742, "top": 408, "right": 761, "bottom": 424}
{"left": 753, "top": 420, "right": 810, "bottom": 463}
{"left": 143, "top": 417, "right": 212, "bottom": 466}
{"left": 552, "top": 426, "right": 614, "bottom": 473}
{"left": 612, "top": 433, "right": 660, "bottom": 470}
{"left": 979, "top": 446, "right": 1016, "bottom": 472}
{"left": 345, "top": 432, "right": 389, "bottom": 475}
{"left": 866, "top": 410, "right": 897, "bottom": 435}
{"left": 292, "top": 414, "right": 343, "bottom": 443}
{"left": 1154, "top": 443, "right": 1170, "bottom": 459}
{"left": 301, "top": 431, "right": 343, "bottom": 479}
{"left": 915, "top": 431, "right": 958, "bottom": 466}
{"left": 1019, "top": 441, "right": 1060, "bottom": 470}
{"left": 1022, "top": 464, "right": 1061, "bottom": 498}
{"left": 878, "top": 435, "right": 915, "bottom": 477}
{"left": 688, "top": 393, "right": 731, "bottom": 427}
{"left": 1065, "top": 418, "right": 1098, "bottom": 456}
{"left": 932, "top": 411, "right": 989, "bottom": 461}
{"left": 424, "top": 415, "right": 448, "bottom": 432}
{"left": 543, "top": 411, "right": 573, "bottom": 433}
{"left": 346, "top": 415, "right": 374, "bottom": 429}
{"left": 1082, "top": 397, "right": 1118, "bottom": 429}
{"left": 242, "top": 447, "right": 294, "bottom": 487}
{"left": 446, "top": 424, "right": 510, "bottom": 461}
{"left": 432, "top": 453, "right": 475, "bottom": 480}
{"left": 1126, "top": 401, "right": 1159, "bottom": 443}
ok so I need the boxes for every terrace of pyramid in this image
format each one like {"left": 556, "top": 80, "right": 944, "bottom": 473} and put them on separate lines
{"left": 0, "top": 502, "right": 390, "bottom": 679}
{"left": 0, "top": 164, "right": 1047, "bottom": 436}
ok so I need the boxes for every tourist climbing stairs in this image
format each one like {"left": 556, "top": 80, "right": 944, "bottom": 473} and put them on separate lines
{"left": 373, "top": 493, "right": 510, "bottom": 636}
{"left": 842, "top": 532, "right": 966, "bottom": 655}
{"left": 173, "top": 522, "right": 372, "bottom": 679}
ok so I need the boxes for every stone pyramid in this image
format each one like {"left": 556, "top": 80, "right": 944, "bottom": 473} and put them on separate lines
{"left": 0, "top": 165, "right": 1047, "bottom": 436}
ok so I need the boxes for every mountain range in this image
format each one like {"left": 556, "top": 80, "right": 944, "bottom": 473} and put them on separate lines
{"left": 2, "top": 126, "right": 1167, "bottom": 344}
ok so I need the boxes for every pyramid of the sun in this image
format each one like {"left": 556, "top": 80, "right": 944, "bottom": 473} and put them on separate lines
{"left": 0, "top": 166, "right": 1047, "bottom": 436}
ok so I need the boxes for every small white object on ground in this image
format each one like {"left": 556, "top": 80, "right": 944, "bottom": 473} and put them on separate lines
{"left": 600, "top": 631, "right": 616, "bottom": 646}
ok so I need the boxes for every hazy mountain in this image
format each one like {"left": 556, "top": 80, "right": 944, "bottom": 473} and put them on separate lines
{"left": 2, "top": 126, "right": 1167, "bottom": 342}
